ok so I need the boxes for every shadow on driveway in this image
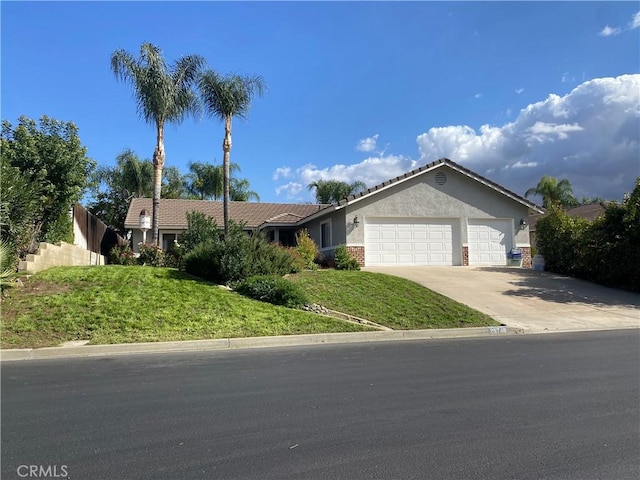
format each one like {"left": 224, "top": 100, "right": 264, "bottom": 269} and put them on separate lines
{"left": 477, "top": 267, "right": 640, "bottom": 309}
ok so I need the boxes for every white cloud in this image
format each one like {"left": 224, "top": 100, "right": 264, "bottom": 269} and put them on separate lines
{"left": 275, "top": 182, "right": 303, "bottom": 199}
{"left": 598, "top": 11, "right": 640, "bottom": 36}
{"left": 515, "top": 88, "right": 524, "bottom": 94}
{"left": 274, "top": 75, "right": 639, "bottom": 203}
{"left": 272, "top": 166, "right": 292, "bottom": 180}
{"left": 599, "top": 25, "right": 621, "bottom": 36}
{"left": 356, "top": 134, "right": 379, "bottom": 153}
{"left": 474, "top": 93, "right": 482, "bottom": 99}
{"left": 561, "top": 73, "right": 575, "bottom": 83}
{"left": 296, "top": 155, "right": 418, "bottom": 189}
{"left": 274, "top": 155, "right": 419, "bottom": 201}
{"left": 416, "top": 74, "right": 640, "bottom": 201}
{"left": 525, "top": 122, "right": 584, "bottom": 145}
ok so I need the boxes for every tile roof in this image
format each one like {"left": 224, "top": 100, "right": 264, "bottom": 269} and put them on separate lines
{"left": 124, "top": 198, "right": 327, "bottom": 229}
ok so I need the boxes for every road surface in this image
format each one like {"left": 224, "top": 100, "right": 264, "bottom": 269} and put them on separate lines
{"left": 2, "top": 330, "right": 639, "bottom": 479}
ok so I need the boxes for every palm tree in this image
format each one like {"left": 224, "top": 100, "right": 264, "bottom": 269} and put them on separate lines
{"left": 525, "top": 175, "right": 578, "bottom": 209}
{"left": 308, "top": 180, "right": 368, "bottom": 204}
{"left": 230, "top": 178, "right": 260, "bottom": 202}
{"left": 112, "top": 148, "right": 154, "bottom": 199}
{"left": 186, "top": 161, "right": 240, "bottom": 200}
{"left": 111, "top": 43, "right": 205, "bottom": 245}
{"left": 199, "top": 71, "right": 266, "bottom": 233}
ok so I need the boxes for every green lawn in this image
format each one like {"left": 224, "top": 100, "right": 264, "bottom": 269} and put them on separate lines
{"left": 1, "top": 266, "right": 499, "bottom": 350}
{"left": 289, "top": 270, "right": 498, "bottom": 330}
{"left": 0, "top": 266, "right": 371, "bottom": 349}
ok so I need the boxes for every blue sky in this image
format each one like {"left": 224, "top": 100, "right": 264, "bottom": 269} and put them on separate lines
{"left": 2, "top": 1, "right": 639, "bottom": 203}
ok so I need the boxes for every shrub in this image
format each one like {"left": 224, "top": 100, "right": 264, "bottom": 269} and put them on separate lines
{"left": 236, "top": 275, "right": 309, "bottom": 308}
{"left": 137, "top": 243, "right": 165, "bottom": 267}
{"left": 179, "top": 211, "right": 219, "bottom": 253}
{"left": 295, "top": 229, "right": 319, "bottom": 269}
{"left": 286, "top": 247, "right": 307, "bottom": 273}
{"left": 108, "top": 243, "right": 135, "bottom": 266}
{"left": 536, "top": 178, "right": 640, "bottom": 292}
{"left": 182, "top": 242, "right": 220, "bottom": 280}
{"left": 333, "top": 245, "right": 360, "bottom": 270}
{"left": 182, "top": 222, "right": 302, "bottom": 284}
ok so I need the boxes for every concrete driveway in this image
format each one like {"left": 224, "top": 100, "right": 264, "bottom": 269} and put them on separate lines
{"left": 364, "top": 266, "right": 640, "bottom": 333}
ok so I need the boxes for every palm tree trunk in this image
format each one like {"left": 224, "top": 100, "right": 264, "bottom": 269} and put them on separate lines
{"left": 152, "top": 123, "right": 165, "bottom": 246}
{"left": 222, "top": 116, "right": 232, "bottom": 235}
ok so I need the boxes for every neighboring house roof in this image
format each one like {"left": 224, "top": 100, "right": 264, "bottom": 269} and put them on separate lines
{"left": 124, "top": 198, "right": 327, "bottom": 230}
{"left": 300, "top": 157, "right": 544, "bottom": 224}
{"left": 528, "top": 203, "right": 607, "bottom": 232}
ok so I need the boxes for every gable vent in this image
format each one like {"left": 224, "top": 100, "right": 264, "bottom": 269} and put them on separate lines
{"left": 435, "top": 171, "right": 447, "bottom": 185}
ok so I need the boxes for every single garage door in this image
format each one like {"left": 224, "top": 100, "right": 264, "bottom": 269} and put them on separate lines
{"left": 467, "top": 219, "right": 512, "bottom": 265}
{"left": 365, "top": 218, "right": 455, "bottom": 266}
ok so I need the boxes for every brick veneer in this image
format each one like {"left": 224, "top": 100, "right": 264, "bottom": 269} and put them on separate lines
{"left": 346, "top": 246, "right": 365, "bottom": 267}
{"left": 462, "top": 246, "right": 469, "bottom": 266}
{"left": 521, "top": 246, "right": 532, "bottom": 268}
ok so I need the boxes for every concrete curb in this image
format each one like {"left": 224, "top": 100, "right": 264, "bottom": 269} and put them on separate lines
{"left": 0, "top": 326, "right": 524, "bottom": 361}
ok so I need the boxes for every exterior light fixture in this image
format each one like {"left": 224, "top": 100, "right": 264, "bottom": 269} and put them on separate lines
{"left": 139, "top": 209, "right": 151, "bottom": 243}
{"left": 519, "top": 218, "right": 527, "bottom": 230}
{"left": 353, "top": 216, "right": 360, "bottom": 227}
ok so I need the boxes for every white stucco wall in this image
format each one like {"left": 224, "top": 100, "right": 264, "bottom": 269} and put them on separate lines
{"left": 344, "top": 166, "right": 532, "bottom": 251}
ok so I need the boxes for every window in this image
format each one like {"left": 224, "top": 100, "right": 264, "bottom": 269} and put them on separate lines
{"left": 162, "top": 234, "right": 176, "bottom": 252}
{"left": 321, "top": 222, "right": 331, "bottom": 249}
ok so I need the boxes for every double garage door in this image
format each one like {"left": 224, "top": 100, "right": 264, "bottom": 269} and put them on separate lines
{"left": 365, "top": 217, "right": 512, "bottom": 266}
{"left": 365, "top": 218, "right": 455, "bottom": 266}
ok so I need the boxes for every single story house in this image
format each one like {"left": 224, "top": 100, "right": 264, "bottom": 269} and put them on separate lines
{"left": 125, "top": 158, "right": 544, "bottom": 268}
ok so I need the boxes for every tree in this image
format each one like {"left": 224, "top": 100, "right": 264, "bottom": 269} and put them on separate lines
{"left": 162, "top": 166, "right": 188, "bottom": 199}
{"left": 525, "top": 175, "right": 578, "bottom": 209}
{"left": 111, "top": 42, "right": 205, "bottom": 245}
{"left": 1, "top": 116, "right": 95, "bottom": 255}
{"left": 199, "top": 71, "right": 266, "bottom": 233}
{"left": 0, "top": 153, "right": 43, "bottom": 258}
{"left": 186, "top": 161, "right": 258, "bottom": 201}
{"left": 230, "top": 178, "right": 260, "bottom": 202}
{"left": 307, "top": 179, "right": 367, "bottom": 204}
{"left": 88, "top": 149, "right": 189, "bottom": 232}
{"left": 186, "top": 161, "right": 236, "bottom": 200}
{"left": 88, "top": 149, "right": 152, "bottom": 232}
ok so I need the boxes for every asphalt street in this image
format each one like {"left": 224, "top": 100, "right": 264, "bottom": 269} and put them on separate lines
{"left": 2, "top": 330, "right": 639, "bottom": 479}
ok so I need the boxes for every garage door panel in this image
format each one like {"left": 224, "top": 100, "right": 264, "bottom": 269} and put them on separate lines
{"left": 365, "top": 218, "right": 456, "bottom": 266}
{"left": 468, "top": 220, "right": 512, "bottom": 266}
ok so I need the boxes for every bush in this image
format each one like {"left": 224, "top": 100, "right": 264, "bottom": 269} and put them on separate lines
{"left": 536, "top": 178, "right": 640, "bottom": 292}
{"left": 137, "top": 243, "right": 165, "bottom": 267}
{"left": 236, "top": 275, "right": 308, "bottom": 308}
{"left": 286, "top": 247, "right": 307, "bottom": 273}
{"left": 295, "top": 229, "right": 319, "bottom": 269}
{"left": 182, "top": 242, "right": 219, "bottom": 280}
{"left": 334, "top": 245, "right": 360, "bottom": 270}
{"left": 179, "top": 211, "right": 219, "bottom": 253}
{"left": 108, "top": 243, "right": 135, "bottom": 266}
{"left": 182, "top": 222, "right": 302, "bottom": 284}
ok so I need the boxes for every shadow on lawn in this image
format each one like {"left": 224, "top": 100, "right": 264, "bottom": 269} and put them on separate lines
{"left": 477, "top": 267, "right": 640, "bottom": 310}
{"left": 164, "top": 268, "right": 216, "bottom": 285}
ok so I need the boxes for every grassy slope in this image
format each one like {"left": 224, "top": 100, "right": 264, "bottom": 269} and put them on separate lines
{"left": 289, "top": 270, "right": 498, "bottom": 330}
{"left": 0, "top": 266, "right": 370, "bottom": 349}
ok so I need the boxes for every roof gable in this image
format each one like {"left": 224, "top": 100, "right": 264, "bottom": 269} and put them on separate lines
{"left": 299, "top": 158, "right": 544, "bottom": 224}
{"left": 339, "top": 158, "right": 543, "bottom": 211}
